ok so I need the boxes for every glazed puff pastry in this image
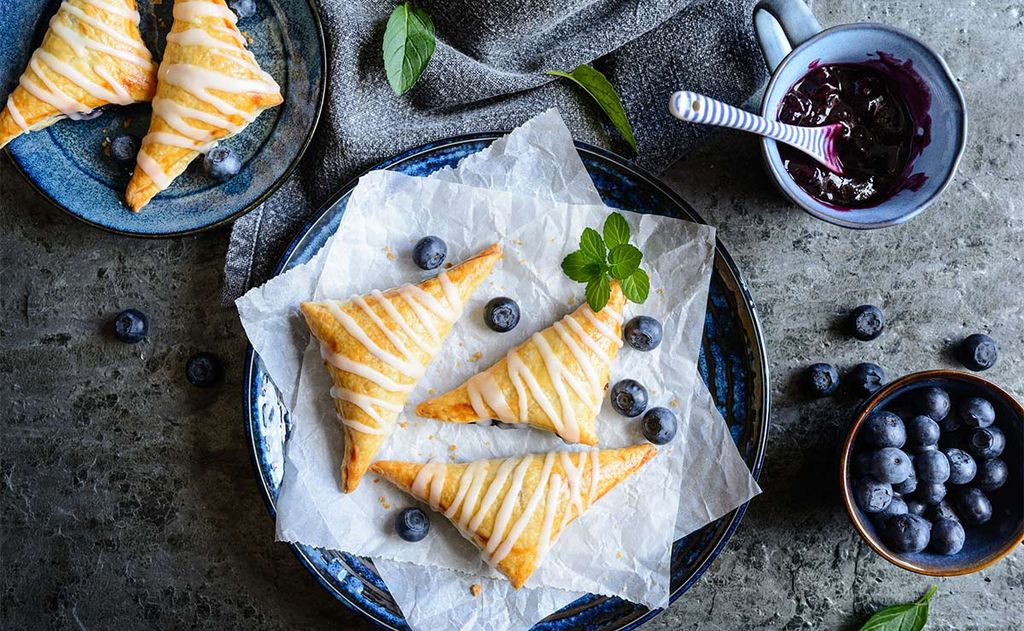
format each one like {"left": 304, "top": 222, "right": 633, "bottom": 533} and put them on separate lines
{"left": 371, "top": 444, "right": 657, "bottom": 588}
{"left": 125, "top": 0, "right": 283, "bottom": 211}
{"left": 0, "top": 0, "right": 156, "bottom": 150}
{"left": 301, "top": 244, "right": 503, "bottom": 493}
{"left": 416, "top": 281, "right": 627, "bottom": 445}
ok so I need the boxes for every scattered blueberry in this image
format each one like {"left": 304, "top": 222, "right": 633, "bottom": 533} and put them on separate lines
{"left": 959, "top": 333, "right": 999, "bottom": 371}
{"left": 641, "top": 407, "right": 677, "bottom": 444}
{"left": 958, "top": 397, "right": 996, "bottom": 429}
{"left": 944, "top": 448, "right": 977, "bottom": 485}
{"left": 848, "top": 304, "right": 885, "bottom": 341}
{"left": 914, "top": 386, "right": 951, "bottom": 423}
{"left": 395, "top": 507, "right": 430, "bottom": 542}
{"left": 915, "top": 482, "right": 946, "bottom": 505}
{"left": 968, "top": 426, "right": 1005, "bottom": 460}
{"left": 112, "top": 308, "right": 148, "bottom": 343}
{"left": 412, "top": 236, "right": 447, "bottom": 270}
{"left": 905, "top": 415, "right": 941, "bottom": 452}
{"left": 915, "top": 449, "right": 950, "bottom": 484}
{"left": 623, "top": 316, "right": 663, "bottom": 352}
{"left": 905, "top": 498, "right": 927, "bottom": 516}
{"left": 610, "top": 379, "right": 648, "bottom": 417}
{"left": 955, "top": 488, "right": 993, "bottom": 525}
{"left": 930, "top": 519, "right": 965, "bottom": 555}
{"left": 848, "top": 362, "right": 885, "bottom": 397}
{"left": 204, "top": 146, "right": 242, "bottom": 181}
{"left": 892, "top": 467, "right": 918, "bottom": 495}
{"left": 927, "top": 499, "right": 959, "bottom": 523}
{"left": 862, "top": 411, "right": 906, "bottom": 448}
{"left": 483, "top": 297, "right": 520, "bottom": 333}
{"left": 805, "top": 363, "right": 840, "bottom": 398}
{"left": 881, "top": 513, "right": 931, "bottom": 553}
{"left": 975, "top": 458, "right": 1008, "bottom": 492}
{"left": 229, "top": 0, "right": 257, "bottom": 19}
{"left": 185, "top": 352, "right": 224, "bottom": 387}
{"left": 854, "top": 477, "right": 893, "bottom": 513}
{"left": 109, "top": 134, "right": 139, "bottom": 162}
{"left": 875, "top": 495, "right": 909, "bottom": 521}
{"left": 869, "top": 448, "right": 913, "bottom": 484}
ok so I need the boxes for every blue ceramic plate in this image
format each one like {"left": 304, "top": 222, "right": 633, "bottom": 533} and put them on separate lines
{"left": 243, "top": 135, "right": 771, "bottom": 630}
{"left": 0, "top": 0, "right": 325, "bottom": 237}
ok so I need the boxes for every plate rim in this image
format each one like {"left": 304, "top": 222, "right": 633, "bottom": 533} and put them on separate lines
{"left": 1, "top": 0, "right": 328, "bottom": 239}
{"left": 242, "top": 132, "right": 771, "bottom": 629}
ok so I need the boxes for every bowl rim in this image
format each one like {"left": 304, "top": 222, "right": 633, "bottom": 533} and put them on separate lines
{"left": 840, "top": 369, "right": 1024, "bottom": 576}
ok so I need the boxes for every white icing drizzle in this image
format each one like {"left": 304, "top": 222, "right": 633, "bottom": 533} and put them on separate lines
{"left": 6, "top": 96, "right": 29, "bottom": 132}
{"left": 581, "top": 306, "right": 624, "bottom": 347}
{"left": 485, "top": 456, "right": 536, "bottom": 560}
{"left": 172, "top": 1, "right": 239, "bottom": 22}
{"left": 411, "top": 461, "right": 447, "bottom": 510}
{"left": 466, "top": 372, "right": 515, "bottom": 421}
{"left": 490, "top": 453, "right": 556, "bottom": 564}
{"left": 320, "top": 345, "right": 413, "bottom": 393}
{"left": 537, "top": 472, "right": 564, "bottom": 561}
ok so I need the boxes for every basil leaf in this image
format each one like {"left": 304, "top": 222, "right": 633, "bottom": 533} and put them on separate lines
{"left": 383, "top": 3, "right": 436, "bottom": 96}
{"left": 579, "top": 227, "right": 606, "bottom": 264}
{"left": 858, "top": 586, "right": 936, "bottom": 631}
{"left": 603, "top": 212, "right": 630, "bottom": 250}
{"left": 546, "top": 65, "right": 637, "bottom": 152}
{"left": 562, "top": 251, "right": 603, "bottom": 282}
{"left": 608, "top": 244, "right": 642, "bottom": 280}
{"left": 585, "top": 275, "right": 611, "bottom": 312}
{"left": 621, "top": 268, "right": 650, "bottom": 304}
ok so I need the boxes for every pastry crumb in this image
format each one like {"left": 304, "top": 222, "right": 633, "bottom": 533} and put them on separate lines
{"left": 448, "top": 444, "right": 457, "bottom": 452}
{"left": 657, "top": 288, "right": 665, "bottom": 296}
{"left": 470, "top": 584, "right": 482, "bottom": 597}
{"left": 399, "top": 421, "right": 409, "bottom": 429}
{"left": 428, "top": 388, "right": 436, "bottom": 395}
{"left": 383, "top": 246, "right": 396, "bottom": 260}
{"left": 444, "top": 261, "right": 454, "bottom": 269}
{"left": 567, "top": 296, "right": 576, "bottom": 306}
{"left": 670, "top": 398, "right": 679, "bottom": 408}
{"left": 378, "top": 496, "right": 391, "bottom": 510}
{"left": 373, "top": 477, "right": 380, "bottom": 484}
{"left": 616, "top": 551, "right": 624, "bottom": 560}
{"left": 513, "top": 239, "right": 523, "bottom": 246}
{"left": 469, "top": 351, "right": 482, "bottom": 362}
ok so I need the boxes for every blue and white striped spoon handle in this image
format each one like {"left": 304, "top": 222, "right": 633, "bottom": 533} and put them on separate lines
{"left": 669, "top": 90, "right": 845, "bottom": 175}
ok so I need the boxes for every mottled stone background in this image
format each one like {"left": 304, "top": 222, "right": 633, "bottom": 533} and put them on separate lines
{"left": 2, "top": 0, "right": 1022, "bottom": 629}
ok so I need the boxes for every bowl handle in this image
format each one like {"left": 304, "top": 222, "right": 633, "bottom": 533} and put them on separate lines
{"left": 753, "top": 0, "right": 823, "bottom": 71}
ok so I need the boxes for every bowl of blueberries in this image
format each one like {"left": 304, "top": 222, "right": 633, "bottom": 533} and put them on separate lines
{"left": 841, "top": 370, "right": 1023, "bottom": 575}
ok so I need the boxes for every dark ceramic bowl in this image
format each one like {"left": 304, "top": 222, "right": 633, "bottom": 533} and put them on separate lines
{"left": 841, "top": 370, "right": 1024, "bottom": 575}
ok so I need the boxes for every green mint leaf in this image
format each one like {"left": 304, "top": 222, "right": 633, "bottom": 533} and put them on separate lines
{"left": 562, "top": 251, "right": 603, "bottom": 282}
{"left": 603, "top": 212, "right": 630, "bottom": 250}
{"left": 579, "top": 227, "right": 606, "bottom": 264}
{"left": 383, "top": 3, "right": 436, "bottom": 96}
{"left": 621, "top": 268, "right": 650, "bottom": 304}
{"left": 545, "top": 66, "right": 638, "bottom": 152}
{"left": 608, "top": 244, "right": 642, "bottom": 280}
{"left": 858, "top": 586, "right": 936, "bottom": 631}
{"left": 585, "top": 276, "right": 611, "bottom": 312}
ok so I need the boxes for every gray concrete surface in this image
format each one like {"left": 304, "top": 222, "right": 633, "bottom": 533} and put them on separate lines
{"left": 2, "top": 0, "right": 1022, "bottom": 629}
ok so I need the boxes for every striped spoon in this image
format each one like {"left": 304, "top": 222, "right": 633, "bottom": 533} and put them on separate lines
{"left": 669, "top": 90, "right": 845, "bottom": 174}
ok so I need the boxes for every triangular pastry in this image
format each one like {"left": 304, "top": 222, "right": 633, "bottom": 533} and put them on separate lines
{"left": 416, "top": 281, "right": 626, "bottom": 445}
{"left": 1, "top": 0, "right": 157, "bottom": 149}
{"left": 371, "top": 444, "right": 657, "bottom": 588}
{"left": 125, "top": 0, "right": 283, "bottom": 211}
{"left": 301, "top": 244, "right": 503, "bottom": 493}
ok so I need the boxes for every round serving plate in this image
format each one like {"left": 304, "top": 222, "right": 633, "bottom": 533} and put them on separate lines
{"left": 243, "top": 134, "right": 771, "bottom": 629}
{"left": 0, "top": 0, "right": 325, "bottom": 237}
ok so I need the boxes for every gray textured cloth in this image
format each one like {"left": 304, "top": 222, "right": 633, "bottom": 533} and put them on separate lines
{"left": 224, "top": 0, "right": 767, "bottom": 301}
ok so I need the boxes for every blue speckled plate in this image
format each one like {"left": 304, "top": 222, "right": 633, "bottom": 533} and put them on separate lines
{"left": 243, "top": 135, "right": 771, "bottom": 630}
{"left": 0, "top": 0, "right": 325, "bottom": 237}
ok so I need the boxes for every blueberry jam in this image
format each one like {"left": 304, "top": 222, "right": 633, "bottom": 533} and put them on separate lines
{"left": 778, "top": 63, "right": 917, "bottom": 208}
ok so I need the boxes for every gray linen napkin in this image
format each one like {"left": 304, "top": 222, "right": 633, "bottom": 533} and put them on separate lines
{"left": 223, "top": 0, "right": 767, "bottom": 300}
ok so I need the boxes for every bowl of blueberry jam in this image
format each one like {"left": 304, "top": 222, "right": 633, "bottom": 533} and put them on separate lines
{"left": 754, "top": 0, "right": 967, "bottom": 228}
{"left": 841, "top": 371, "right": 1024, "bottom": 575}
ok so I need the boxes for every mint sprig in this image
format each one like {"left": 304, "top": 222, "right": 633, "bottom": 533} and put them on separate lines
{"left": 560, "top": 212, "right": 650, "bottom": 311}
{"left": 382, "top": 3, "right": 436, "bottom": 96}
{"left": 857, "top": 585, "right": 936, "bottom": 631}
{"left": 545, "top": 65, "right": 638, "bottom": 153}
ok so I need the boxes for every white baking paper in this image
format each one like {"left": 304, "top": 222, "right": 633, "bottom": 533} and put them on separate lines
{"left": 236, "top": 110, "right": 761, "bottom": 631}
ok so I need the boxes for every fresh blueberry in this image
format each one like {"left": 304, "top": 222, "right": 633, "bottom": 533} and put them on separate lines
{"left": 875, "top": 495, "right": 909, "bottom": 521}
{"left": 394, "top": 507, "right": 430, "bottom": 542}
{"left": 229, "top": 0, "right": 257, "bottom": 19}
{"left": 848, "top": 304, "right": 885, "bottom": 341}
{"left": 958, "top": 397, "right": 996, "bottom": 429}
{"left": 955, "top": 487, "right": 993, "bottom": 525}
{"left": 915, "top": 449, "right": 950, "bottom": 484}
{"left": 914, "top": 386, "right": 951, "bottom": 423}
{"left": 944, "top": 448, "right": 977, "bottom": 485}
{"left": 927, "top": 499, "right": 959, "bottom": 523}
{"left": 881, "top": 513, "right": 931, "bottom": 553}
{"left": 975, "top": 458, "right": 1008, "bottom": 492}
{"left": 848, "top": 363, "right": 885, "bottom": 397}
{"left": 905, "top": 415, "right": 941, "bottom": 452}
{"left": 610, "top": 379, "right": 648, "bottom": 417}
{"left": 641, "top": 407, "right": 677, "bottom": 444}
{"left": 186, "top": 352, "right": 224, "bottom": 387}
{"left": 930, "top": 519, "right": 965, "bottom": 555}
{"left": 968, "top": 426, "right": 1005, "bottom": 459}
{"left": 483, "top": 297, "right": 520, "bottom": 333}
{"left": 412, "top": 236, "right": 447, "bottom": 270}
{"left": 862, "top": 411, "right": 906, "bottom": 448}
{"left": 959, "top": 333, "right": 999, "bottom": 371}
{"left": 915, "top": 482, "right": 946, "bottom": 505}
{"left": 905, "top": 499, "right": 927, "bottom": 516}
{"left": 112, "top": 308, "right": 148, "bottom": 343}
{"left": 109, "top": 133, "right": 139, "bottom": 162}
{"left": 623, "top": 316, "right": 663, "bottom": 352}
{"left": 854, "top": 477, "right": 893, "bottom": 513}
{"left": 804, "top": 363, "right": 840, "bottom": 397}
{"left": 869, "top": 448, "right": 913, "bottom": 484}
{"left": 204, "top": 146, "right": 242, "bottom": 181}
{"left": 892, "top": 467, "right": 917, "bottom": 495}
